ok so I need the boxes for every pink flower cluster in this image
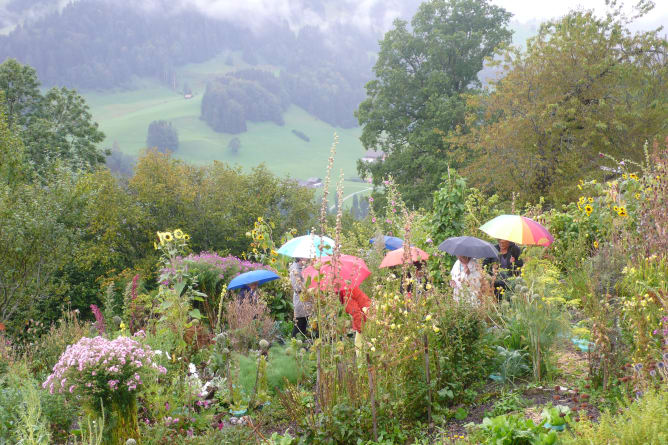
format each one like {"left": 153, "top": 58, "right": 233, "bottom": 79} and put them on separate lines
{"left": 42, "top": 336, "right": 166, "bottom": 396}
{"left": 160, "top": 252, "right": 276, "bottom": 286}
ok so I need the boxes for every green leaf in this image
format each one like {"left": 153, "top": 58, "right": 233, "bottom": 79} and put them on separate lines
{"left": 189, "top": 309, "right": 202, "bottom": 319}
{"left": 174, "top": 282, "right": 186, "bottom": 297}
{"left": 438, "top": 388, "right": 454, "bottom": 399}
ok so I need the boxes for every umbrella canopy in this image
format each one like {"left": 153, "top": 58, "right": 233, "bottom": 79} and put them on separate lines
{"left": 303, "top": 255, "right": 370, "bottom": 291}
{"left": 438, "top": 236, "right": 499, "bottom": 259}
{"left": 379, "top": 246, "right": 429, "bottom": 268}
{"left": 228, "top": 269, "right": 279, "bottom": 290}
{"left": 479, "top": 215, "right": 554, "bottom": 246}
{"left": 369, "top": 235, "right": 404, "bottom": 250}
{"left": 277, "top": 234, "right": 335, "bottom": 258}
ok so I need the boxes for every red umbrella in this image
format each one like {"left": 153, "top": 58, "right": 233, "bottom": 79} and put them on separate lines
{"left": 302, "top": 255, "right": 371, "bottom": 291}
{"left": 379, "top": 246, "right": 429, "bottom": 268}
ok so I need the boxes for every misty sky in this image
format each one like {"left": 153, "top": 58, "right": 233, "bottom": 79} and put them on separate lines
{"left": 1, "top": 0, "right": 666, "bottom": 35}
{"left": 493, "top": 0, "right": 668, "bottom": 28}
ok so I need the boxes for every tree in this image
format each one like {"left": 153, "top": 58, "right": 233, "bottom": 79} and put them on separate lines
{"left": 356, "top": 0, "right": 512, "bottom": 208}
{"left": 146, "top": 120, "right": 179, "bottom": 153}
{"left": 458, "top": 4, "right": 668, "bottom": 203}
{"left": 0, "top": 59, "right": 41, "bottom": 128}
{"left": 129, "top": 150, "right": 317, "bottom": 255}
{"left": 351, "top": 194, "right": 360, "bottom": 219}
{"left": 0, "top": 59, "right": 107, "bottom": 172}
{"left": 228, "top": 137, "right": 241, "bottom": 155}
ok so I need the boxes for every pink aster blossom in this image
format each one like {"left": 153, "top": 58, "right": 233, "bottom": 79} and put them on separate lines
{"left": 42, "top": 336, "right": 165, "bottom": 400}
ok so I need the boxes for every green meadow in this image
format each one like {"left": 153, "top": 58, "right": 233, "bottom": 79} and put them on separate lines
{"left": 83, "top": 53, "right": 372, "bottom": 202}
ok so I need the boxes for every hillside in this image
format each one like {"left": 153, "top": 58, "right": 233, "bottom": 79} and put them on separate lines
{"left": 85, "top": 53, "right": 372, "bottom": 200}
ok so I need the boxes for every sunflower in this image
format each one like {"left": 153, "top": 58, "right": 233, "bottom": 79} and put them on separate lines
{"left": 635, "top": 193, "right": 641, "bottom": 199}
{"left": 622, "top": 173, "right": 628, "bottom": 180}
{"left": 163, "top": 232, "right": 173, "bottom": 242}
{"left": 173, "top": 229, "right": 184, "bottom": 239}
{"left": 184, "top": 234, "right": 190, "bottom": 241}
{"left": 613, "top": 205, "right": 619, "bottom": 212}
{"left": 258, "top": 234, "right": 265, "bottom": 240}
{"left": 258, "top": 217, "right": 264, "bottom": 222}
{"left": 579, "top": 196, "right": 586, "bottom": 204}
{"left": 629, "top": 173, "right": 638, "bottom": 181}
{"left": 593, "top": 240, "right": 599, "bottom": 249}
{"left": 271, "top": 249, "right": 278, "bottom": 257}
{"left": 617, "top": 207, "right": 628, "bottom": 217}
{"left": 584, "top": 204, "right": 593, "bottom": 216}
{"left": 588, "top": 197, "right": 594, "bottom": 203}
{"left": 270, "top": 258, "right": 277, "bottom": 264}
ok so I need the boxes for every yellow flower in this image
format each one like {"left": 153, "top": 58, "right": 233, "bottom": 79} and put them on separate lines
{"left": 119, "top": 322, "right": 126, "bottom": 330}
{"left": 578, "top": 196, "right": 586, "bottom": 203}
{"left": 432, "top": 325, "right": 440, "bottom": 333}
{"left": 271, "top": 250, "right": 278, "bottom": 256}
{"left": 258, "top": 217, "right": 263, "bottom": 222}
{"left": 635, "top": 193, "right": 640, "bottom": 199}
{"left": 629, "top": 173, "right": 638, "bottom": 180}
{"left": 593, "top": 240, "right": 599, "bottom": 249}
{"left": 613, "top": 205, "right": 619, "bottom": 212}
{"left": 425, "top": 283, "right": 432, "bottom": 290}
{"left": 588, "top": 197, "right": 594, "bottom": 203}
{"left": 163, "top": 232, "right": 173, "bottom": 242}
{"left": 245, "top": 231, "right": 251, "bottom": 237}
{"left": 584, "top": 204, "right": 593, "bottom": 216}
{"left": 577, "top": 184, "right": 582, "bottom": 190}
{"left": 617, "top": 207, "right": 628, "bottom": 217}
{"left": 173, "top": 229, "right": 184, "bottom": 239}
{"left": 154, "top": 242, "right": 158, "bottom": 250}
{"left": 184, "top": 234, "right": 190, "bottom": 241}
{"left": 622, "top": 173, "right": 627, "bottom": 179}
{"left": 425, "top": 314, "right": 432, "bottom": 321}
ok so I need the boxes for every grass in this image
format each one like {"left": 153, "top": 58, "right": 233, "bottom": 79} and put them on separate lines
{"left": 235, "top": 345, "right": 311, "bottom": 395}
{"left": 83, "top": 51, "right": 371, "bottom": 202}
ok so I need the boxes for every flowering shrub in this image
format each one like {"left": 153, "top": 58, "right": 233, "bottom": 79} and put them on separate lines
{"left": 160, "top": 252, "right": 273, "bottom": 286}
{"left": 42, "top": 335, "right": 166, "bottom": 399}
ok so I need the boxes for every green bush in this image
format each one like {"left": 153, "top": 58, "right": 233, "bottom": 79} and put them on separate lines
{"left": 470, "top": 413, "right": 557, "bottom": 445}
{"left": 27, "top": 310, "right": 90, "bottom": 377}
{"left": 562, "top": 390, "right": 668, "bottom": 445}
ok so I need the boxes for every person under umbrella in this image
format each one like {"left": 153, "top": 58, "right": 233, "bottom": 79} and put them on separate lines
{"left": 439, "top": 236, "right": 499, "bottom": 306}
{"left": 238, "top": 281, "right": 259, "bottom": 303}
{"left": 450, "top": 256, "right": 484, "bottom": 306}
{"left": 338, "top": 286, "right": 371, "bottom": 333}
{"left": 483, "top": 239, "right": 524, "bottom": 300}
{"left": 302, "top": 255, "right": 372, "bottom": 334}
{"left": 289, "top": 257, "right": 312, "bottom": 338}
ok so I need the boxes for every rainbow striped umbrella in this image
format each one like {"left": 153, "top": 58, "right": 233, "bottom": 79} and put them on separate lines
{"left": 479, "top": 215, "right": 554, "bottom": 246}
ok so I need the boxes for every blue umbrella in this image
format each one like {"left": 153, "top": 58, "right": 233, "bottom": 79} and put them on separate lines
{"left": 277, "top": 234, "right": 335, "bottom": 258}
{"left": 369, "top": 235, "right": 404, "bottom": 250}
{"left": 228, "top": 270, "right": 280, "bottom": 290}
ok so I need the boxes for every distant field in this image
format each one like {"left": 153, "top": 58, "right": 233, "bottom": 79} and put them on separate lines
{"left": 83, "top": 53, "right": 372, "bottom": 203}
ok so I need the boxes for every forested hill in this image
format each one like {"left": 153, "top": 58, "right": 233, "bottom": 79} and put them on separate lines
{"left": 0, "top": 0, "right": 394, "bottom": 128}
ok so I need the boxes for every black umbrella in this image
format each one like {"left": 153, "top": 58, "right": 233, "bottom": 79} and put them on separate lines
{"left": 438, "top": 236, "right": 499, "bottom": 259}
